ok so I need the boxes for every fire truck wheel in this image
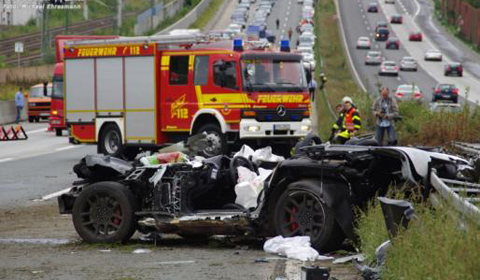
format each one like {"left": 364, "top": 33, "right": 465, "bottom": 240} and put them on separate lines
{"left": 99, "top": 124, "right": 124, "bottom": 158}
{"left": 197, "top": 124, "right": 225, "bottom": 157}
{"left": 72, "top": 182, "right": 137, "bottom": 243}
{"left": 28, "top": 116, "right": 34, "bottom": 123}
{"left": 55, "top": 128, "right": 62, "bottom": 137}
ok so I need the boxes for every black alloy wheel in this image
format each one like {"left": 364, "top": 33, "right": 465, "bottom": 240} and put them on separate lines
{"left": 72, "top": 182, "right": 137, "bottom": 243}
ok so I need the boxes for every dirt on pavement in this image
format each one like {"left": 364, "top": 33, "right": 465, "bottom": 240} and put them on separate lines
{"left": 0, "top": 201, "right": 362, "bottom": 280}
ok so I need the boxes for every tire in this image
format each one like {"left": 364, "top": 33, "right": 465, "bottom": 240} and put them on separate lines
{"left": 72, "top": 182, "right": 137, "bottom": 243}
{"left": 99, "top": 123, "right": 124, "bottom": 158}
{"left": 35, "top": 117, "right": 40, "bottom": 122}
{"left": 273, "top": 182, "right": 344, "bottom": 252}
{"left": 55, "top": 128, "right": 62, "bottom": 137}
{"left": 196, "top": 124, "right": 225, "bottom": 158}
{"left": 453, "top": 97, "right": 458, "bottom": 103}
{"left": 28, "top": 116, "right": 34, "bottom": 123}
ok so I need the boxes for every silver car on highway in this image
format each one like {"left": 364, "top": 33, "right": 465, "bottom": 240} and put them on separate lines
{"left": 356, "top": 36, "right": 371, "bottom": 49}
{"left": 379, "top": 61, "right": 399, "bottom": 76}
{"left": 400, "top": 56, "right": 418, "bottom": 71}
{"left": 365, "top": 51, "right": 383, "bottom": 65}
{"left": 424, "top": 49, "right": 443, "bottom": 61}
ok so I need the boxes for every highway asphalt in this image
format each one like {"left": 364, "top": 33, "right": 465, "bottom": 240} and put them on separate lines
{"left": 337, "top": 0, "right": 480, "bottom": 104}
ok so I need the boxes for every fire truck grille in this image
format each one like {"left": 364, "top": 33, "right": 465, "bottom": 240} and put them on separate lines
{"left": 249, "top": 109, "right": 307, "bottom": 122}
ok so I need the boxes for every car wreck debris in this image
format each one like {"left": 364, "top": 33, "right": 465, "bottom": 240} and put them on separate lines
{"left": 58, "top": 136, "right": 480, "bottom": 252}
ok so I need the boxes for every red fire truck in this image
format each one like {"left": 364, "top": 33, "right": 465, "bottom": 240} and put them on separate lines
{"left": 64, "top": 34, "right": 311, "bottom": 157}
{"left": 50, "top": 35, "right": 118, "bottom": 136}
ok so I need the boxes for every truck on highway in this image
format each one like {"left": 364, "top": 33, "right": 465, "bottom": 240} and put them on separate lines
{"left": 63, "top": 35, "right": 311, "bottom": 157}
{"left": 27, "top": 82, "right": 52, "bottom": 122}
{"left": 49, "top": 35, "right": 118, "bottom": 136}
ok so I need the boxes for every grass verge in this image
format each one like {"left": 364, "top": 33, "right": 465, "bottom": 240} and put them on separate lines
{"left": 357, "top": 196, "right": 480, "bottom": 280}
{"left": 189, "top": 0, "right": 224, "bottom": 30}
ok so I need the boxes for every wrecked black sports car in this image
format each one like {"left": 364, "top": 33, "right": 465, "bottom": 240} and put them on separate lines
{"left": 58, "top": 141, "right": 478, "bottom": 251}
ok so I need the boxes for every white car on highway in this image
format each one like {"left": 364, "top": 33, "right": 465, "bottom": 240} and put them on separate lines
{"left": 297, "top": 46, "right": 316, "bottom": 70}
{"left": 356, "top": 36, "right": 371, "bottom": 49}
{"left": 365, "top": 51, "right": 383, "bottom": 65}
{"left": 298, "top": 34, "right": 315, "bottom": 48}
{"left": 400, "top": 56, "right": 418, "bottom": 71}
{"left": 378, "top": 61, "right": 399, "bottom": 76}
{"left": 395, "top": 84, "right": 423, "bottom": 101}
{"left": 424, "top": 49, "right": 443, "bottom": 61}
{"left": 227, "top": 23, "right": 242, "bottom": 34}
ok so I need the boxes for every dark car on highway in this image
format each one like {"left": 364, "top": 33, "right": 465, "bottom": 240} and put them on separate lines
{"left": 444, "top": 62, "right": 463, "bottom": 77}
{"left": 367, "top": 3, "right": 378, "bottom": 12}
{"left": 375, "top": 27, "right": 390, "bottom": 41}
{"left": 390, "top": 15, "right": 403, "bottom": 24}
{"left": 375, "top": 21, "right": 388, "bottom": 31}
{"left": 432, "top": 83, "right": 459, "bottom": 103}
{"left": 386, "top": 37, "right": 400, "bottom": 49}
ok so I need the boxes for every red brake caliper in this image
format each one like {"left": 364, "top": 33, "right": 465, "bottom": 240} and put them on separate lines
{"left": 290, "top": 206, "right": 299, "bottom": 232}
{"left": 113, "top": 207, "right": 122, "bottom": 225}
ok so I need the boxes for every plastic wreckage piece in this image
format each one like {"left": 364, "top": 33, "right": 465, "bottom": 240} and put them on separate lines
{"left": 140, "top": 151, "right": 189, "bottom": 166}
{"left": 300, "top": 266, "right": 330, "bottom": 280}
{"left": 332, "top": 253, "right": 366, "bottom": 264}
{"left": 264, "top": 236, "right": 334, "bottom": 262}
{"left": 377, "top": 197, "right": 415, "bottom": 239}
{"left": 355, "top": 198, "right": 414, "bottom": 280}
{"left": 73, "top": 155, "right": 133, "bottom": 180}
{"left": 354, "top": 240, "right": 390, "bottom": 280}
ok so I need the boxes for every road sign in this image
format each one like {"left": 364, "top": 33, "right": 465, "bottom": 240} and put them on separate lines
{"left": 15, "top": 42, "right": 24, "bottom": 53}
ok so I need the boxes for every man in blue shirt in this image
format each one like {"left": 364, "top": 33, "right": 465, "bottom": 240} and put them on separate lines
{"left": 15, "top": 87, "right": 25, "bottom": 123}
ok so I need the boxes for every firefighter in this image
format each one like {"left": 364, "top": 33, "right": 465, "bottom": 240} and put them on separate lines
{"left": 329, "top": 103, "right": 345, "bottom": 141}
{"left": 276, "top": 18, "right": 280, "bottom": 30}
{"left": 288, "top": 28, "right": 293, "bottom": 40}
{"left": 332, "top": 96, "right": 361, "bottom": 144}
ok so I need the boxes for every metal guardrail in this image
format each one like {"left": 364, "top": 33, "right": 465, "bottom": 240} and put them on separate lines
{"left": 429, "top": 171, "right": 480, "bottom": 226}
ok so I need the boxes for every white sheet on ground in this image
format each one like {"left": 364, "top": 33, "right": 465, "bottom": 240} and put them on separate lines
{"left": 263, "top": 236, "right": 334, "bottom": 262}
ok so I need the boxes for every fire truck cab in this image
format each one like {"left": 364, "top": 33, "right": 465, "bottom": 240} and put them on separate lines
{"left": 64, "top": 34, "right": 311, "bottom": 157}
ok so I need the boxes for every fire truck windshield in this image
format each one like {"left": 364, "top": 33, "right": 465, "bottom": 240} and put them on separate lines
{"left": 52, "top": 76, "right": 64, "bottom": 99}
{"left": 241, "top": 57, "right": 307, "bottom": 92}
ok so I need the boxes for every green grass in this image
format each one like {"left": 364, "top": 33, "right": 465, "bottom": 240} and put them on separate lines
{"left": 189, "top": 0, "right": 224, "bottom": 30}
{"left": 357, "top": 195, "right": 480, "bottom": 280}
{"left": 0, "top": 84, "right": 20, "bottom": 101}
{"left": 357, "top": 194, "right": 480, "bottom": 280}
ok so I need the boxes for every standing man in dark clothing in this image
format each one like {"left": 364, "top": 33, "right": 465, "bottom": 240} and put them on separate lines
{"left": 373, "top": 87, "right": 399, "bottom": 146}
{"left": 276, "top": 19, "right": 280, "bottom": 30}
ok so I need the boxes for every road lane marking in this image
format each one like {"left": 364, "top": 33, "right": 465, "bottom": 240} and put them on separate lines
{"left": 55, "top": 145, "right": 77, "bottom": 151}
{"left": 0, "top": 158, "right": 13, "bottom": 163}
{"left": 362, "top": 14, "right": 365, "bottom": 19}
{"left": 28, "top": 128, "right": 48, "bottom": 134}
{"left": 397, "top": 77, "right": 401, "bottom": 81}
{"left": 39, "top": 187, "right": 73, "bottom": 201}
{"left": 367, "top": 26, "right": 371, "bottom": 31}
